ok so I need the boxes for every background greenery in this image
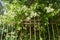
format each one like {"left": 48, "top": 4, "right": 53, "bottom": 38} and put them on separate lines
{"left": 0, "top": 0, "right": 60, "bottom": 40}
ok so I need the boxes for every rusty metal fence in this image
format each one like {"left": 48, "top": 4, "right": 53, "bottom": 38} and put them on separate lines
{"left": 0, "top": 16, "right": 60, "bottom": 40}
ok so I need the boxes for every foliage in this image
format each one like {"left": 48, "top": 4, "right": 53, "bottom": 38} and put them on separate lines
{"left": 0, "top": 0, "right": 60, "bottom": 40}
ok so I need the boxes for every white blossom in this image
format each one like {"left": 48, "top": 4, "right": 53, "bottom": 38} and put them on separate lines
{"left": 25, "top": 13, "right": 28, "bottom": 16}
{"left": 22, "top": 5, "right": 27, "bottom": 10}
{"left": 30, "top": 11, "right": 38, "bottom": 17}
{"left": 45, "top": 7, "right": 54, "bottom": 13}
{"left": 58, "top": 9, "right": 60, "bottom": 12}
{"left": 26, "top": 17, "right": 31, "bottom": 21}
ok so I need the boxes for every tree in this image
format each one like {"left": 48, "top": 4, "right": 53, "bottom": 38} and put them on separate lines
{"left": 0, "top": 0, "right": 60, "bottom": 40}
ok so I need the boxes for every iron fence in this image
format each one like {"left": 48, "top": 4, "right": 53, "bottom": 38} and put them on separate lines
{"left": 0, "top": 16, "right": 60, "bottom": 40}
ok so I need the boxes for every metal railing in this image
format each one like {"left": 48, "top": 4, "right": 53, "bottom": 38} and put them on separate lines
{"left": 0, "top": 16, "right": 60, "bottom": 40}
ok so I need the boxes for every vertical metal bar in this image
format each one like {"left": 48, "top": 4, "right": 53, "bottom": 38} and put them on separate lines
{"left": 57, "top": 12, "right": 60, "bottom": 40}
{"left": 15, "top": 30, "right": 17, "bottom": 40}
{"left": 6, "top": 23, "right": 8, "bottom": 40}
{"left": 21, "top": 31, "right": 23, "bottom": 40}
{"left": 10, "top": 24, "right": 14, "bottom": 40}
{"left": 21, "top": 27, "right": 23, "bottom": 40}
{"left": 15, "top": 24, "right": 17, "bottom": 40}
{"left": 30, "top": 20, "right": 31, "bottom": 40}
{"left": 1, "top": 24, "right": 4, "bottom": 40}
{"left": 51, "top": 23, "right": 55, "bottom": 40}
{"left": 25, "top": 21, "right": 27, "bottom": 40}
{"left": 43, "top": 25, "right": 45, "bottom": 40}
{"left": 11, "top": 30, "right": 12, "bottom": 40}
{"left": 34, "top": 17, "right": 36, "bottom": 40}
{"left": 12, "top": 25, "right": 14, "bottom": 40}
{"left": 10, "top": 26, "right": 12, "bottom": 40}
{"left": 56, "top": 24, "right": 59, "bottom": 40}
{"left": 30, "top": 26, "right": 31, "bottom": 40}
{"left": 38, "top": 23, "right": 41, "bottom": 40}
{"left": 44, "top": 32, "right": 45, "bottom": 40}
{"left": 38, "top": 17, "right": 41, "bottom": 40}
{"left": 47, "top": 24, "right": 50, "bottom": 40}
{"left": 1, "top": 28, "right": 2, "bottom": 40}
{"left": 20, "top": 30, "right": 23, "bottom": 40}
